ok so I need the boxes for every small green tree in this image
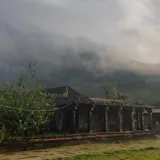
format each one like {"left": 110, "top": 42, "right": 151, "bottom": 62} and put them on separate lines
{"left": 134, "top": 100, "right": 147, "bottom": 105}
{"left": 0, "top": 63, "right": 55, "bottom": 142}
{"left": 118, "top": 93, "right": 133, "bottom": 104}
{"left": 103, "top": 83, "right": 118, "bottom": 99}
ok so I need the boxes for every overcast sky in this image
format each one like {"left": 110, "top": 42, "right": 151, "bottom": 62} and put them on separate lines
{"left": 0, "top": 0, "right": 160, "bottom": 78}
{"left": 49, "top": 0, "right": 160, "bottom": 64}
{"left": 40, "top": 0, "right": 160, "bottom": 63}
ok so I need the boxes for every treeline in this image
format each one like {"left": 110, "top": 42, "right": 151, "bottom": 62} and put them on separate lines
{"left": 103, "top": 83, "right": 147, "bottom": 105}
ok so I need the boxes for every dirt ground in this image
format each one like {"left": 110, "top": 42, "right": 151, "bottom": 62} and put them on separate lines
{"left": 0, "top": 139, "right": 160, "bottom": 160}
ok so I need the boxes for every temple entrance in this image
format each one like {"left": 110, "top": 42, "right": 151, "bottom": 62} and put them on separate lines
{"left": 92, "top": 107, "right": 105, "bottom": 132}
{"left": 61, "top": 107, "right": 78, "bottom": 134}
{"left": 108, "top": 108, "right": 119, "bottom": 131}
{"left": 78, "top": 106, "right": 90, "bottom": 133}
{"left": 123, "top": 109, "right": 132, "bottom": 131}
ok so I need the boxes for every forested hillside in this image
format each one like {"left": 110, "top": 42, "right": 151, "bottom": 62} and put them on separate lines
{"left": 1, "top": 54, "right": 160, "bottom": 106}
{"left": 73, "top": 72, "right": 160, "bottom": 106}
{"left": 42, "top": 67, "right": 160, "bottom": 106}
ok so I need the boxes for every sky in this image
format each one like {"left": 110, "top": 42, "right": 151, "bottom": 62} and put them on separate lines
{"left": 43, "top": 0, "right": 160, "bottom": 63}
{"left": 0, "top": 0, "right": 160, "bottom": 78}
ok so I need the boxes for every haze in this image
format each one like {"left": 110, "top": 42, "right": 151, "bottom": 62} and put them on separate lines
{"left": 0, "top": 0, "right": 160, "bottom": 80}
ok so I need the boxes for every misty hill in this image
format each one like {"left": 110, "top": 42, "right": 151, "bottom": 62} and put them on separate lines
{"left": 1, "top": 44, "right": 160, "bottom": 106}
{"left": 1, "top": 0, "right": 160, "bottom": 106}
{"left": 0, "top": 23, "right": 160, "bottom": 106}
{"left": 40, "top": 58, "right": 160, "bottom": 106}
{"left": 0, "top": 57, "right": 160, "bottom": 106}
{"left": 0, "top": 35, "right": 160, "bottom": 106}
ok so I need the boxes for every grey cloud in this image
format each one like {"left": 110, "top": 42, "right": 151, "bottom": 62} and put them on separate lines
{"left": 0, "top": 0, "right": 160, "bottom": 83}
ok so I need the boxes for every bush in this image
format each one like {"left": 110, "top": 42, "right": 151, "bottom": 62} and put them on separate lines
{"left": 0, "top": 63, "right": 54, "bottom": 142}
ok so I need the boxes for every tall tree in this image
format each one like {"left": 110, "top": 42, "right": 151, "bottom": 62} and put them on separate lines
{"left": 103, "top": 83, "right": 118, "bottom": 99}
{"left": 118, "top": 93, "right": 132, "bottom": 104}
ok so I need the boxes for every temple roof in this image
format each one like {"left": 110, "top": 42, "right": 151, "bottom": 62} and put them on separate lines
{"left": 44, "top": 86, "right": 153, "bottom": 109}
{"left": 152, "top": 108, "right": 160, "bottom": 113}
{"left": 45, "top": 86, "right": 91, "bottom": 106}
{"left": 89, "top": 97, "right": 154, "bottom": 109}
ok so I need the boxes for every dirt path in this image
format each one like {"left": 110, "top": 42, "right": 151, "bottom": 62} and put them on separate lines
{"left": 0, "top": 139, "right": 160, "bottom": 160}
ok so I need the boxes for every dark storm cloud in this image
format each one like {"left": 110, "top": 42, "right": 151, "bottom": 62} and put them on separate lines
{"left": 0, "top": 0, "right": 160, "bottom": 81}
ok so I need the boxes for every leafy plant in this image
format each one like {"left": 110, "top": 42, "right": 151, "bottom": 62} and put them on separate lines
{"left": 103, "top": 83, "right": 148, "bottom": 106}
{"left": 0, "top": 62, "right": 55, "bottom": 142}
{"left": 103, "top": 83, "right": 118, "bottom": 99}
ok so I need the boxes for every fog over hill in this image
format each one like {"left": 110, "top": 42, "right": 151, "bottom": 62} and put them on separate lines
{"left": 0, "top": 0, "right": 160, "bottom": 104}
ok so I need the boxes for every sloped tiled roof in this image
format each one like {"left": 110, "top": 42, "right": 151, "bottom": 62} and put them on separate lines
{"left": 89, "top": 97, "right": 114, "bottom": 102}
{"left": 152, "top": 108, "right": 160, "bottom": 113}
{"left": 45, "top": 86, "right": 91, "bottom": 106}
{"left": 45, "top": 86, "right": 68, "bottom": 95}
{"left": 89, "top": 97, "right": 123, "bottom": 106}
{"left": 89, "top": 97, "right": 153, "bottom": 108}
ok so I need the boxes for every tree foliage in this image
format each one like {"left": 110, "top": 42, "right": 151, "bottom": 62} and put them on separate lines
{"left": 103, "top": 83, "right": 118, "bottom": 99}
{"left": 103, "top": 83, "right": 148, "bottom": 106}
{"left": 0, "top": 63, "right": 54, "bottom": 142}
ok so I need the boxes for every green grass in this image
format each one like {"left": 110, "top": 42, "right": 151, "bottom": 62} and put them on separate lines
{"left": 0, "top": 139, "right": 159, "bottom": 160}
{"left": 56, "top": 147, "right": 160, "bottom": 160}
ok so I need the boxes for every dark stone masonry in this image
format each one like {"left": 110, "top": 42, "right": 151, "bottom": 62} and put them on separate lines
{"left": 44, "top": 86, "right": 156, "bottom": 134}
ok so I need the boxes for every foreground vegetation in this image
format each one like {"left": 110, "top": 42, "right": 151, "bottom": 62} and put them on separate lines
{"left": 0, "top": 139, "right": 159, "bottom": 160}
{"left": 0, "top": 63, "right": 54, "bottom": 142}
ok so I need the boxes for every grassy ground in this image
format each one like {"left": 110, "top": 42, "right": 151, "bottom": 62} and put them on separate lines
{"left": 0, "top": 139, "right": 160, "bottom": 160}
{"left": 57, "top": 147, "right": 160, "bottom": 160}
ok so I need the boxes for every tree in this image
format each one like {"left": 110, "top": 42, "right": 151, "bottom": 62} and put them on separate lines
{"left": 134, "top": 100, "right": 147, "bottom": 105}
{"left": 103, "top": 83, "right": 118, "bottom": 99}
{"left": 103, "top": 83, "right": 148, "bottom": 106}
{"left": 118, "top": 93, "right": 133, "bottom": 104}
{"left": 0, "top": 63, "right": 55, "bottom": 142}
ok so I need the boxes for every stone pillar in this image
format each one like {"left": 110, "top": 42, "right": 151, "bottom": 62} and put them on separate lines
{"left": 141, "top": 108, "right": 146, "bottom": 130}
{"left": 72, "top": 108, "right": 76, "bottom": 133}
{"left": 105, "top": 106, "right": 109, "bottom": 132}
{"left": 137, "top": 112, "right": 141, "bottom": 130}
{"left": 56, "top": 110, "right": 64, "bottom": 132}
{"left": 119, "top": 107, "right": 123, "bottom": 132}
{"left": 72, "top": 105, "right": 78, "bottom": 133}
{"left": 148, "top": 110, "right": 153, "bottom": 130}
{"left": 88, "top": 107, "right": 94, "bottom": 133}
{"left": 131, "top": 107, "right": 136, "bottom": 131}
